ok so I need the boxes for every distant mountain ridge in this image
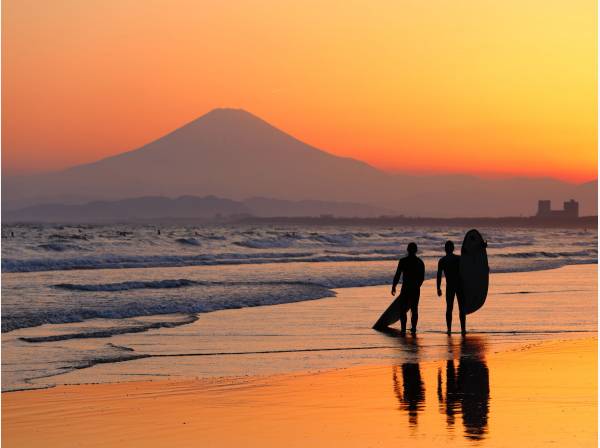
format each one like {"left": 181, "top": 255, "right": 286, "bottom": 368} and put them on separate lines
{"left": 4, "top": 195, "right": 393, "bottom": 223}
{"left": 3, "top": 108, "right": 597, "bottom": 217}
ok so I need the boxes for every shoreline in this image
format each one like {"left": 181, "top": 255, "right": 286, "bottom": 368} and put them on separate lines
{"left": 3, "top": 264, "right": 597, "bottom": 392}
{"left": 3, "top": 336, "right": 596, "bottom": 447}
{"left": 2, "top": 333, "right": 593, "bottom": 395}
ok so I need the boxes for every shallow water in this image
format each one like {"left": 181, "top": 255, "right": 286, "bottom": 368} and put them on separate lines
{"left": 1, "top": 225, "right": 597, "bottom": 390}
{"left": 2, "top": 224, "right": 596, "bottom": 331}
{"left": 4, "top": 265, "right": 596, "bottom": 391}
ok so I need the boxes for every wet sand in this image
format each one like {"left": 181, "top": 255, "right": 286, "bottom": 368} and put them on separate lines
{"left": 3, "top": 337, "right": 596, "bottom": 447}
{"left": 2, "top": 264, "right": 598, "bottom": 446}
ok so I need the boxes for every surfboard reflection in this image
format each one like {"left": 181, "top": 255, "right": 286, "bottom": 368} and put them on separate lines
{"left": 438, "top": 336, "right": 490, "bottom": 440}
{"left": 390, "top": 335, "right": 490, "bottom": 440}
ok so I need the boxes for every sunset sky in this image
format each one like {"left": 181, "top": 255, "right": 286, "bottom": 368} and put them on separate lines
{"left": 2, "top": 0, "right": 597, "bottom": 182}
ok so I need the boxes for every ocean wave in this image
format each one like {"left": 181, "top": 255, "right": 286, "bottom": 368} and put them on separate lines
{"left": 2, "top": 281, "right": 336, "bottom": 332}
{"left": 175, "top": 237, "right": 201, "bottom": 246}
{"left": 2, "top": 251, "right": 316, "bottom": 273}
{"left": 4, "top": 246, "right": 598, "bottom": 273}
{"left": 235, "top": 235, "right": 300, "bottom": 249}
{"left": 38, "top": 243, "right": 86, "bottom": 252}
{"left": 234, "top": 231, "right": 377, "bottom": 249}
{"left": 498, "top": 249, "right": 597, "bottom": 259}
{"left": 48, "top": 233, "right": 90, "bottom": 240}
{"left": 3, "top": 259, "right": 597, "bottom": 333}
{"left": 197, "top": 233, "right": 226, "bottom": 241}
{"left": 54, "top": 279, "right": 202, "bottom": 292}
{"left": 309, "top": 233, "right": 355, "bottom": 245}
{"left": 20, "top": 314, "right": 199, "bottom": 343}
{"left": 487, "top": 241, "right": 534, "bottom": 248}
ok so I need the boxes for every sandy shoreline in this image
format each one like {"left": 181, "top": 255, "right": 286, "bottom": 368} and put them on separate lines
{"left": 2, "top": 264, "right": 598, "bottom": 446}
{"left": 4, "top": 264, "right": 597, "bottom": 391}
{"left": 3, "top": 336, "right": 596, "bottom": 447}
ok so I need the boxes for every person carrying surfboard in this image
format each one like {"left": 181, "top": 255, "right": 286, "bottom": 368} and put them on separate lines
{"left": 437, "top": 240, "right": 466, "bottom": 335}
{"left": 373, "top": 242, "right": 425, "bottom": 335}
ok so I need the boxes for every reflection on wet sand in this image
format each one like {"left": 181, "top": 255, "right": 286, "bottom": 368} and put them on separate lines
{"left": 391, "top": 335, "right": 490, "bottom": 441}
{"left": 392, "top": 363, "right": 425, "bottom": 427}
{"left": 439, "top": 337, "right": 490, "bottom": 440}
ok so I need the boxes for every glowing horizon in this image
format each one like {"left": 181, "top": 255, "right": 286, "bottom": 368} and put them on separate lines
{"left": 2, "top": 0, "right": 597, "bottom": 183}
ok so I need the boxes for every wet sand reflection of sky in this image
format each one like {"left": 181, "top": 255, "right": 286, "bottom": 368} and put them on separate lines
{"left": 391, "top": 335, "right": 490, "bottom": 441}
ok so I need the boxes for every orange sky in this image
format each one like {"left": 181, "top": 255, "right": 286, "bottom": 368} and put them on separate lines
{"left": 2, "top": 0, "right": 597, "bottom": 182}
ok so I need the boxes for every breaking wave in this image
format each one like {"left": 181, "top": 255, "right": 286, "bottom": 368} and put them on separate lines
{"left": 54, "top": 279, "right": 202, "bottom": 292}
{"left": 20, "top": 315, "right": 199, "bottom": 343}
{"left": 2, "top": 251, "right": 405, "bottom": 273}
{"left": 175, "top": 237, "right": 201, "bottom": 246}
{"left": 498, "top": 249, "right": 596, "bottom": 259}
{"left": 38, "top": 243, "right": 86, "bottom": 252}
{"left": 2, "top": 281, "right": 336, "bottom": 332}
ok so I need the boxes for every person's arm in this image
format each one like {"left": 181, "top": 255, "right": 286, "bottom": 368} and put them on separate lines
{"left": 436, "top": 258, "right": 443, "bottom": 297}
{"left": 391, "top": 260, "right": 402, "bottom": 296}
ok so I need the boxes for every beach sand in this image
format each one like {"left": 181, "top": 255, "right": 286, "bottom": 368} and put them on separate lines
{"left": 2, "top": 264, "right": 598, "bottom": 446}
{"left": 2, "top": 337, "right": 596, "bottom": 447}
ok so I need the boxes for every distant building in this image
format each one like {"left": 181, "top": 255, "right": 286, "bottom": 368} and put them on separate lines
{"left": 536, "top": 199, "right": 579, "bottom": 218}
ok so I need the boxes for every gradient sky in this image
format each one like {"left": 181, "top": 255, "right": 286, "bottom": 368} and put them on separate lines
{"left": 2, "top": 0, "right": 597, "bottom": 181}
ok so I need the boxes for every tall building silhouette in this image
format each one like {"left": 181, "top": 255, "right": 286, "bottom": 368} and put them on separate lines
{"left": 536, "top": 199, "right": 579, "bottom": 218}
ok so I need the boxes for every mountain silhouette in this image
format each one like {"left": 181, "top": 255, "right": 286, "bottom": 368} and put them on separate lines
{"left": 4, "top": 108, "right": 597, "bottom": 217}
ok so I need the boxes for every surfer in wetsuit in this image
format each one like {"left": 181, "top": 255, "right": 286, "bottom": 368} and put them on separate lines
{"left": 437, "top": 240, "right": 466, "bottom": 335}
{"left": 373, "top": 242, "right": 425, "bottom": 335}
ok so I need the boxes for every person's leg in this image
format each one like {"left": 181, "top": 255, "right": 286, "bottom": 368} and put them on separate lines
{"left": 445, "top": 288, "right": 455, "bottom": 334}
{"left": 410, "top": 292, "right": 420, "bottom": 334}
{"left": 457, "top": 289, "right": 467, "bottom": 335}
{"left": 399, "top": 310, "right": 407, "bottom": 335}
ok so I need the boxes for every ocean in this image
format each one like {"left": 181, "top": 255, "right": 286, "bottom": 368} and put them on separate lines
{"left": 2, "top": 224, "right": 597, "bottom": 391}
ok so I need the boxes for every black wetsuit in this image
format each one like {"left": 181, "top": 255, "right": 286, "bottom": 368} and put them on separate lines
{"left": 384, "top": 254, "right": 425, "bottom": 332}
{"left": 437, "top": 253, "right": 465, "bottom": 332}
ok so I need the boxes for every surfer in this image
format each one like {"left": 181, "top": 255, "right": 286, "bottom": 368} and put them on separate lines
{"left": 437, "top": 240, "right": 466, "bottom": 335}
{"left": 373, "top": 242, "right": 425, "bottom": 335}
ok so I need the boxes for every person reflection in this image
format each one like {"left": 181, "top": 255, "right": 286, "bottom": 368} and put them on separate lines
{"left": 438, "top": 359, "right": 459, "bottom": 426}
{"left": 438, "top": 336, "right": 490, "bottom": 441}
{"left": 390, "top": 335, "right": 425, "bottom": 427}
{"left": 393, "top": 363, "right": 425, "bottom": 427}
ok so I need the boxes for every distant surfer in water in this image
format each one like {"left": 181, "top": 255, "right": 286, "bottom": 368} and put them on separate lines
{"left": 373, "top": 242, "right": 425, "bottom": 335}
{"left": 437, "top": 240, "right": 466, "bottom": 335}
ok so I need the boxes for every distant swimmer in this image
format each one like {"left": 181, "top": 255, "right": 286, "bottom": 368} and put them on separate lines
{"left": 157, "top": 229, "right": 161, "bottom": 235}
{"left": 437, "top": 241, "right": 466, "bottom": 335}
{"left": 373, "top": 242, "right": 425, "bottom": 335}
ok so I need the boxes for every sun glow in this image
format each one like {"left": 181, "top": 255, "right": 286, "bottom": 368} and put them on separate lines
{"left": 2, "top": 0, "right": 597, "bottom": 181}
